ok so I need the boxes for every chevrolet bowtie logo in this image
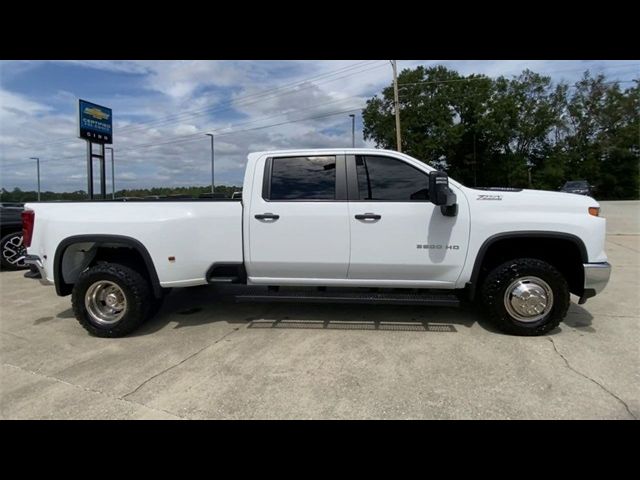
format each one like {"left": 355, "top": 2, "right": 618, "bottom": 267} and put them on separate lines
{"left": 84, "top": 107, "right": 110, "bottom": 121}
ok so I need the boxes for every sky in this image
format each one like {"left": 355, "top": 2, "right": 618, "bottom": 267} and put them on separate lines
{"left": 0, "top": 60, "right": 638, "bottom": 192}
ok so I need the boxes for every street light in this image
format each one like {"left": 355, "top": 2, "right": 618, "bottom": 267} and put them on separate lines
{"left": 105, "top": 147, "right": 115, "bottom": 199}
{"left": 205, "top": 133, "right": 215, "bottom": 194}
{"left": 29, "top": 157, "right": 40, "bottom": 201}
{"left": 349, "top": 114, "right": 355, "bottom": 148}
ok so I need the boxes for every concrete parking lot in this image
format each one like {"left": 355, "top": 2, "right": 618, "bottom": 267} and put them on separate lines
{"left": 1, "top": 201, "right": 638, "bottom": 419}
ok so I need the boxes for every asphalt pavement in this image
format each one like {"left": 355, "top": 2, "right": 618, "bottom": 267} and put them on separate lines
{"left": 1, "top": 200, "right": 637, "bottom": 419}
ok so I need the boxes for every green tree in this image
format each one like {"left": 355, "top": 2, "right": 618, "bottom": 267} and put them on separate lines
{"left": 362, "top": 65, "right": 639, "bottom": 198}
{"left": 363, "top": 66, "right": 494, "bottom": 185}
{"left": 480, "top": 70, "right": 566, "bottom": 187}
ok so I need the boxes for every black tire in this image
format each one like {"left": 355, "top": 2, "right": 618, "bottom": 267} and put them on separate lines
{"left": 72, "top": 263, "right": 152, "bottom": 338}
{"left": 481, "top": 258, "right": 570, "bottom": 336}
{"left": 0, "top": 231, "right": 28, "bottom": 270}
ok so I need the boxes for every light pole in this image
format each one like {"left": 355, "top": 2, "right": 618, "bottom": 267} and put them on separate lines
{"left": 349, "top": 114, "right": 355, "bottom": 148}
{"left": 29, "top": 157, "right": 40, "bottom": 201}
{"left": 205, "top": 133, "right": 215, "bottom": 194}
{"left": 105, "top": 147, "right": 115, "bottom": 199}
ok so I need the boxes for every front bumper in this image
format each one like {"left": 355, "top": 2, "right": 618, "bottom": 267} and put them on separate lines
{"left": 24, "top": 254, "right": 53, "bottom": 286}
{"left": 579, "top": 262, "right": 611, "bottom": 304}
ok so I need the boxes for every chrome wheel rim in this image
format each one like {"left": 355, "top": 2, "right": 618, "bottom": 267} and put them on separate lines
{"left": 503, "top": 276, "right": 554, "bottom": 323}
{"left": 85, "top": 281, "right": 127, "bottom": 325}
{"left": 2, "top": 234, "right": 26, "bottom": 267}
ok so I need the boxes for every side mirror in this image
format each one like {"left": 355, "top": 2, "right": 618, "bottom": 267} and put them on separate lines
{"left": 429, "top": 171, "right": 457, "bottom": 216}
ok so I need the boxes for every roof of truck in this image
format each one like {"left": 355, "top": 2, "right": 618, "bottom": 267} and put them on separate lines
{"left": 248, "top": 148, "right": 402, "bottom": 159}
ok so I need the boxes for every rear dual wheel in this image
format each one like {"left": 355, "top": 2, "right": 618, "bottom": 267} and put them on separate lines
{"left": 72, "top": 263, "right": 165, "bottom": 338}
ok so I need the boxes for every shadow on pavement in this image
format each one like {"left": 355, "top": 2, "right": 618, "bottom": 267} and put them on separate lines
{"left": 129, "top": 284, "right": 487, "bottom": 337}
{"left": 53, "top": 284, "right": 595, "bottom": 337}
{"left": 564, "top": 302, "right": 596, "bottom": 333}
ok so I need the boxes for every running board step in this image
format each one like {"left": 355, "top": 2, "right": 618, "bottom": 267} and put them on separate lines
{"left": 235, "top": 291, "right": 460, "bottom": 307}
{"left": 208, "top": 276, "right": 241, "bottom": 283}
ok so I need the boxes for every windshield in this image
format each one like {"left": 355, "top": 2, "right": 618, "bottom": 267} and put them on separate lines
{"left": 564, "top": 181, "right": 588, "bottom": 188}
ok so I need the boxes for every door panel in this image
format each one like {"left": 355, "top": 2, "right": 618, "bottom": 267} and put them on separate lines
{"left": 348, "top": 200, "right": 469, "bottom": 284}
{"left": 249, "top": 202, "right": 350, "bottom": 279}
{"left": 347, "top": 155, "right": 469, "bottom": 286}
{"left": 248, "top": 155, "right": 350, "bottom": 280}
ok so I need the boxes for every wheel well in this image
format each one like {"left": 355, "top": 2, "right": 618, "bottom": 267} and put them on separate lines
{"left": 471, "top": 235, "right": 585, "bottom": 299}
{"left": 54, "top": 236, "right": 161, "bottom": 298}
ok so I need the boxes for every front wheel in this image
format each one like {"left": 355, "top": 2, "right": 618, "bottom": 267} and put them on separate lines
{"left": 72, "top": 263, "right": 152, "bottom": 337}
{"left": 481, "top": 258, "right": 570, "bottom": 336}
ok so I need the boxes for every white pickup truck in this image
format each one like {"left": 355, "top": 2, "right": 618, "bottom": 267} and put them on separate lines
{"left": 23, "top": 148, "right": 611, "bottom": 337}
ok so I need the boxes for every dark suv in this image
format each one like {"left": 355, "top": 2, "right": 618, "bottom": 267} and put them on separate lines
{"left": 560, "top": 180, "right": 594, "bottom": 196}
{"left": 0, "top": 203, "right": 27, "bottom": 270}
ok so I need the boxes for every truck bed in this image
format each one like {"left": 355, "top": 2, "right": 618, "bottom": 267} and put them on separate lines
{"left": 26, "top": 201, "right": 243, "bottom": 287}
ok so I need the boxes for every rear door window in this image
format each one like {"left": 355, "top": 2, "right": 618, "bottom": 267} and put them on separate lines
{"left": 270, "top": 156, "right": 337, "bottom": 200}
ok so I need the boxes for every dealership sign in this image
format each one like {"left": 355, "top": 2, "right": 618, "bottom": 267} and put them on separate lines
{"left": 78, "top": 99, "right": 112, "bottom": 143}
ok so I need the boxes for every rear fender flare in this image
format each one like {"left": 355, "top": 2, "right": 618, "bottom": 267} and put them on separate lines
{"left": 53, "top": 234, "right": 162, "bottom": 298}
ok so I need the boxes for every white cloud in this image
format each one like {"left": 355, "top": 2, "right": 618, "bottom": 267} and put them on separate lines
{"left": 0, "top": 88, "right": 52, "bottom": 116}
{"left": 58, "top": 60, "right": 152, "bottom": 75}
{"left": 142, "top": 61, "right": 250, "bottom": 100}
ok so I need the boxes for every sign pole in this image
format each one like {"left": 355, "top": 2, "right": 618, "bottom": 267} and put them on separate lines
{"left": 100, "top": 143, "right": 106, "bottom": 199}
{"left": 86, "top": 141, "right": 94, "bottom": 199}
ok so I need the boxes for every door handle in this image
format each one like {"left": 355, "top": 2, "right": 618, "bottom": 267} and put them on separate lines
{"left": 255, "top": 213, "right": 280, "bottom": 220}
{"left": 355, "top": 213, "right": 381, "bottom": 220}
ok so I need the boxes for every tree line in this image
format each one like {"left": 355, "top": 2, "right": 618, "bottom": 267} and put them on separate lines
{"left": 363, "top": 67, "right": 639, "bottom": 199}
{"left": 0, "top": 185, "right": 242, "bottom": 202}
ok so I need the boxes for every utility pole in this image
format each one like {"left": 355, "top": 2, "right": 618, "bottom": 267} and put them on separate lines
{"left": 106, "top": 147, "right": 115, "bottom": 199}
{"left": 205, "top": 133, "right": 215, "bottom": 194}
{"left": 349, "top": 114, "right": 355, "bottom": 148}
{"left": 30, "top": 157, "right": 40, "bottom": 201}
{"left": 473, "top": 133, "right": 477, "bottom": 187}
{"left": 391, "top": 60, "right": 402, "bottom": 152}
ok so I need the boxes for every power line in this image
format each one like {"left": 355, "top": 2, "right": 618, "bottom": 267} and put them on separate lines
{"left": 107, "top": 62, "right": 384, "bottom": 142}
{"left": 2, "top": 104, "right": 366, "bottom": 167}
{"left": 114, "top": 61, "right": 384, "bottom": 136}
{"left": 7, "top": 97, "right": 365, "bottom": 164}
{"left": 18, "top": 61, "right": 385, "bottom": 150}
{"left": 116, "top": 107, "right": 364, "bottom": 157}
{"left": 399, "top": 77, "right": 490, "bottom": 88}
{"left": 109, "top": 95, "right": 365, "bottom": 153}
{"left": 397, "top": 64, "right": 639, "bottom": 88}
{"left": 18, "top": 62, "right": 637, "bottom": 152}
{"left": 397, "top": 78, "right": 639, "bottom": 98}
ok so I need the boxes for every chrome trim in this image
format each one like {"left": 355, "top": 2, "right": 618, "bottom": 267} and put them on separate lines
{"left": 85, "top": 280, "right": 127, "bottom": 326}
{"left": 503, "top": 276, "right": 554, "bottom": 323}
{"left": 579, "top": 262, "right": 611, "bottom": 304}
{"left": 24, "top": 254, "right": 53, "bottom": 285}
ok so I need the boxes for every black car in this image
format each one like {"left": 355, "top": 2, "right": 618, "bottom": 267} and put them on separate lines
{"left": 0, "top": 203, "right": 28, "bottom": 270}
{"left": 560, "top": 180, "right": 594, "bottom": 196}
